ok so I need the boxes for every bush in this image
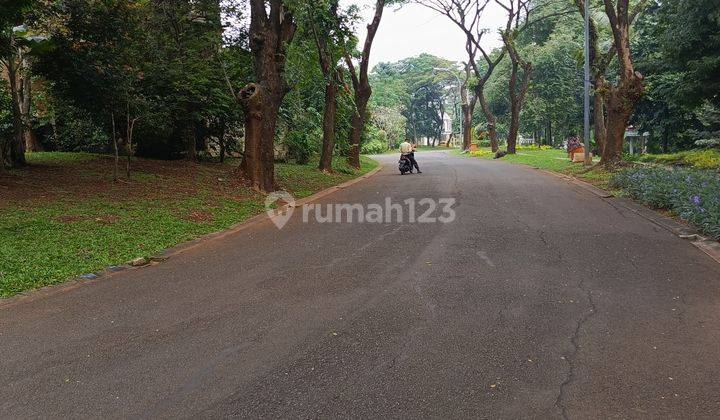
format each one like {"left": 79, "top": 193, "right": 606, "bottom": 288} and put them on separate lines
{"left": 638, "top": 149, "right": 720, "bottom": 170}
{"left": 362, "top": 127, "right": 388, "bottom": 154}
{"left": 361, "top": 138, "right": 387, "bottom": 154}
{"left": 469, "top": 149, "right": 493, "bottom": 158}
{"left": 610, "top": 167, "right": 720, "bottom": 240}
{"left": 54, "top": 105, "right": 109, "bottom": 153}
{"left": 285, "top": 129, "right": 315, "bottom": 165}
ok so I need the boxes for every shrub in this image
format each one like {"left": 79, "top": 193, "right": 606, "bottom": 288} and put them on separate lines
{"left": 469, "top": 149, "right": 493, "bottom": 158}
{"left": 610, "top": 167, "right": 720, "bottom": 240}
{"left": 638, "top": 149, "right": 720, "bottom": 170}
{"left": 54, "top": 106, "right": 109, "bottom": 153}
{"left": 285, "top": 129, "right": 315, "bottom": 164}
{"left": 361, "top": 138, "right": 387, "bottom": 154}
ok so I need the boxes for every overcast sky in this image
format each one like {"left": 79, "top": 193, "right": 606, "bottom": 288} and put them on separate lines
{"left": 342, "top": 1, "right": 507, "bottom": 71}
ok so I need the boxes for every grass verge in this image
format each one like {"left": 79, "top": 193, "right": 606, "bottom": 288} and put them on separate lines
{"left": 456, "top": 147, "right": 612, "bottom": 187}
{"left": 0, "top": 153, "right": 378, "bottom": 298}
{"left": 458, "top": 146, "right": 720, "bottom": 241}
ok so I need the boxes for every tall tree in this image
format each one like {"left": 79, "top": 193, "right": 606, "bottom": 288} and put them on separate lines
{"left": 416, "top": 0, "right": 506, "bottom": 152}
{"left": 240, "top": 0, "right": 296, "bottom": 191}
{"left": 0, "top": 0, "right": 33, "bottom": 168}
{"left": 599, "top": 0, "right": 645, "bottom": 164}
{"left": 343, "top": 0, "right": 393, "bottom": 169}
{"left": 301, "top": 0, "right": 343, "bottom": 172}
{"left": 496, "top": 0, "right": 533, "bottom": 154}
{"left": 369, "top": 54, "right": 454, "bottom": 144}
{"left": 574, "top": 0, "right": 645, "bottom": 157}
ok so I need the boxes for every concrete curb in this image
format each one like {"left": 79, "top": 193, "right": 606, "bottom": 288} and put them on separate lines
{"left": 0, "top": 164, "right": 384, "bottom": 309}
{"left": 537, "top": 168, "right": 720, "bottom": 266}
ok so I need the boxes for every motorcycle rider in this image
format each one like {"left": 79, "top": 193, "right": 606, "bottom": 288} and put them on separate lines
{"left": 399, "top": 140, "right": 421, "bottom": 173}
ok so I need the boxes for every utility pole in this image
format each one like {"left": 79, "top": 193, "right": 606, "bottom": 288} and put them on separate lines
{"left": 583, "top": 0, "right": 591, "bottom": 165}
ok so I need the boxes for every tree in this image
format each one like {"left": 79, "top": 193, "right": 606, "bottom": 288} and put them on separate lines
{"left": 0, "top": 0, "right": 33, "bottom": 168}
{"left": 519, "top": 22, "right": 584, "bottom": 146}
{"left": 299, "top": 0, "right": 345, "bottom": 172}
{"left": 495, "top": 0, "right": 575, "bottom": 154}
{"left": 239, "top": 0, "right": 296, "bottom": 192}
{"left": 343, "top": 0, "right": 399, "bottom": 169}
{"left": 416, "top": 0, "right": 506, "bottom": 152}
{"left": 496, "top": 0, "right": 534, "bottom": 154}
{"left": 368, "top": 54, "right": 453, "bottom": 145}
{"left": 574, "top": 0, "right": 645, "bottom": 157}
{"left": 598, "top": 0, "right": 645, "bottom": 164}
{"left": 370, "top": 106, "right": 406, "bottom": 148}
{"left": 632, "top": 0, "right": 720, "bottom": 152}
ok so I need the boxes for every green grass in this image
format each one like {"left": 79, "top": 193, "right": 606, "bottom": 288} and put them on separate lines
{"left": 632, "top": 149, "right": 720, "bottom": 170}
{"left": 0, "top": 153, "right": 377, "bottom": 298}
{"left": 459, "top": 146, "right": 612, "bottom": 186}
{"left": 25, "top": 151, "right": 98, "bottom": 164}
{"left": 276, "top": 155, "right": 378, "bottom": 198}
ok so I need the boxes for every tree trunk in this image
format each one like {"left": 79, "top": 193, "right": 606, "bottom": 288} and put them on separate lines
{"left": 347, "top": 92, "right": 369, "bottom": 169}
{"left": 601, "top": 77, "right": 643, "bottom": 164}
{"left": 507, "top": 108, "right": 519, "bottom": 154}
{"left": 546, "top": 120, "right": 553, "bottom": 147}
{"left": 112, "top": 113, "right": 119, "bottom": 181}
{"left": 239, "top": 0, "right": 295, "bottom": 192}
{"left": 461, "top": 103, "right": 472, "bottom": 150}
{"left": 460, "top": 65, "right": 474, "bottom": 151}
{"left": 240, "top": 83, "right": 279, "bottom": 192}
{"left": 185, "top": 121, "right": 197, "bottom": 162}
{"left": 505, "top": 55, "right": 532, "bottom": 155}
{"left": 599, "top": 0, "right": 645, "bottom": 166}
{"left": 477, "top": 89, "right": 498, "bottom": 153}
{"left": 19, "top": 63, "right": 40, "bottom": 153}
{"left": 593, "top": 74, "right": 607, "bottom": 155}
{"left": 412, "top": 118, "right": 418, "bottom": 143}
{"left": 7, "top": 57, "right": 26, "bottom": 167}
{"left": 218, "top": 117, "right": 227, "bottom": 163}
{"left": 313, "top": 0, "right": 340, "bottom": 172}
{"left": 343, "top": 0, "right": 386, "bottom": 169}
{"left": 318, "top": 79, "right": 338, "bottom": 171}
{"left": 507, "top": 59, "right": 520, "bottom": 154}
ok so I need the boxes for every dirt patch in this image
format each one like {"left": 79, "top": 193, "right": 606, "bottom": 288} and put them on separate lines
{"left": 0, "top": 154, "right": 258, "bottom": 209}
{"left": 184, "top": 210, "right": 215, "bottom": 223}
{"left": 93, "top": 215, "right": 121, "bottom": 225}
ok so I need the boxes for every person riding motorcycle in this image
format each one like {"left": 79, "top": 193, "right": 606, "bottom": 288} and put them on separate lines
{"left": 399, "top": 140, "right": 421, "bottom": 173}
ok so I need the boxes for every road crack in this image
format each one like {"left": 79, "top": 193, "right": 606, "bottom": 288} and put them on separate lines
{"left": 554, "top": 278, "right": 598, "bottom": 420}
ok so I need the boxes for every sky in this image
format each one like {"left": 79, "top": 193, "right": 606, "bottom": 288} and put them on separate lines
{"left": 342, "top": 1, "right": 507, "bottom": 70}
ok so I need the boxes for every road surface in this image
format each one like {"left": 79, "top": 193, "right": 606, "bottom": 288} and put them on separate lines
{"left": 2, "top": 151, "right": 719, "bottom": 418}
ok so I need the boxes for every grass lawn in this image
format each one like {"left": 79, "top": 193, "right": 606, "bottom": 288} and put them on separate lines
{"left": 0, "top": 153, "right": 378, "bottom": 298}
{"left": 630, "top": 149, "right": 720, "bottom": 170}
{"left": 456, "top": 147, "right": 612, "bottom": 187}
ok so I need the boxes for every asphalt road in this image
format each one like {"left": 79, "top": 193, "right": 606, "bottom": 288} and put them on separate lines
{"left": 2, "top": 151, "right": 720, "bottom": 419}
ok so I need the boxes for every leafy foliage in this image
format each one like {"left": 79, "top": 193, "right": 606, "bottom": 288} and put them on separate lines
{"left": 370, "top": 54, "right": 458, "bottom": 143}
{"left": 636, "top": 149, "right": 720, "bottom": 170}
{"left": 611, "top": 167, "right": 720, "bottom": 240}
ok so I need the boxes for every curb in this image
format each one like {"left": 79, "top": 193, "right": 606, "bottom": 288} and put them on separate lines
{"left": 0, "top": 164, "right": 384, "bottom": 310}
{"left": 537, "top": 168, "right": 720, "bottom": 266}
